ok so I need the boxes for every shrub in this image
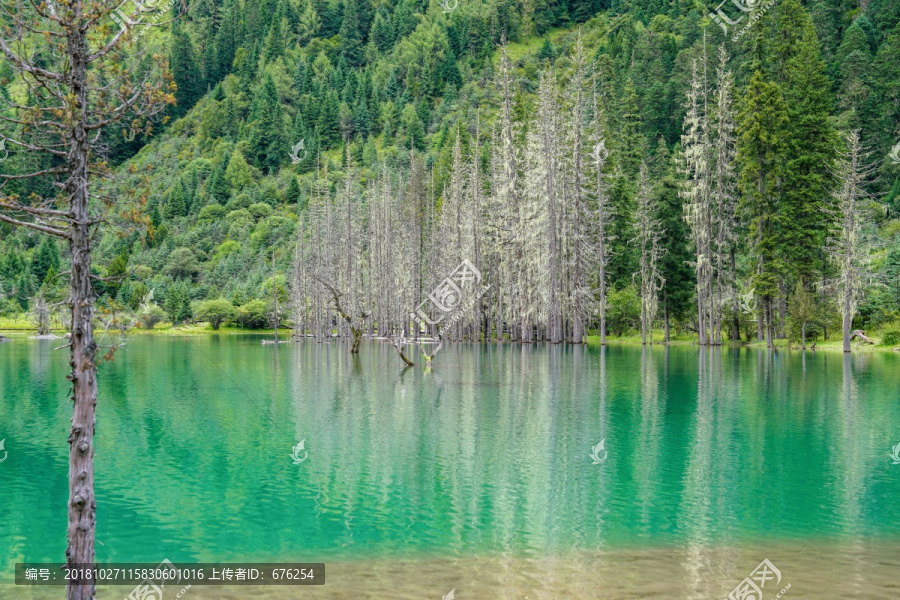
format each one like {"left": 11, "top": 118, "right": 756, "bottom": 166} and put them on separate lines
{"left": 248, "top": 202, "right": 273, "bottom": 220}
{"left": 226, "top": 192, "right": 253, "bottom": 210}
{"left": 213, "top": 240, "right": 241, "bottom": 261}
{"left": 197, "top": 204, "right": 226, "bottom": 222}
{"left": 606, "top": 285, "right": 641, "bottom": 337}
{"left": 226, "top": 208, "right": 252, "bottom": 224}
{"left": 136, "top": 303, "right": 166, "bottom": 329}
{"left": 236, "top": 299, "right": 270, "bottom": 329}
{"left": 881, "top": 330, "right": 900, "bottom": 346}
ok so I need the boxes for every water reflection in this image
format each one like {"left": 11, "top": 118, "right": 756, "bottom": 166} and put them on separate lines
{"left": 1, "top": 338, "right": 899, "bottom": 581}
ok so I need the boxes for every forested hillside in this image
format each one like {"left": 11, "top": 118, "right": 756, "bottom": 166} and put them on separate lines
{"left": 1, "top": 0, "right": 899, "bottom": 346}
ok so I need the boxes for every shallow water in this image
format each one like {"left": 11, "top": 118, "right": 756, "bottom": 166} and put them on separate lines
{"left": 1, "top": 337, "right": 899, "bottom": 598}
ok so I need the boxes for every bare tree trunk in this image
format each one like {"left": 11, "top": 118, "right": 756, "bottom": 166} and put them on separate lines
{"left": 64, "top": 28, "right": 97, "bottom": 600}
{"left": 800, "top": 321, "right": 805, "bottom": 350}
{"left": 842, "top": 292, "right": 852, "bottom": 353}
{"left": 664, "top": 302, "right": 670, "bottom": 343}
{"left": 730, "top": 247, "right": 740, "bottom": 342}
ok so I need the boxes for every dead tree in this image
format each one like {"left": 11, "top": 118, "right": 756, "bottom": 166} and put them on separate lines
{"left": 314, "top": 276, "right": 370, "bottom": 353}
{"left": 633, "top": 162, "right": 664, "bottom": 345}
{"left": 826, "top": 130, "right": 876, "bottom": 353}
{"left": 388, "top": 333, "right": 416, "bottom": 366}
{"left": 414, "top": 329, "right": 445, "bottom": 367}
{"left": 0, "top": 4, "right": 174, "bottom": 599}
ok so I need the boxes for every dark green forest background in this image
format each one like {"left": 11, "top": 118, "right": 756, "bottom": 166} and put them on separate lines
{"left": 1, "top": 0, "right": 899, "bottom": 342}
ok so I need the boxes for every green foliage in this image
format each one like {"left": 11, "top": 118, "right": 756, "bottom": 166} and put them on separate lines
{"left": 164, "top": 248, "right": 200, "bottom": 280}
{"left": 163, "top": 281, "right": 193, "bottom": 324}
{"left": 30, "top": 237, "right": 60, "bottom": 286}
{"left": 197, "top": 204, "right": 227, "bottom": 222}
{"left": 880, "top": 330, "right": 900, "bottom": 346}
{"left": 224, "top": 150, "right": 254, "bottom": 191}
{"left": 787, "top": 282, "right": 819, "bottom": 343}
{"left": 606, "top": 285, "right": 641, "bottom": 337}
{"left": 165, "top": 180, "right": 189, "bottom": 219}
{"left": 4, "top": 0, "right": 899, "bottom": 343}
{"left": 236, "top": 299, "right": 270, "bottom": 329}
{"left": 105, "top": 249, "right": 129, "bottom": 299}
{"left": 169, "top": 25, "right": 203, "bottom": 118}
{"left": 137, "top": 303, "right": 167, "bottom": 329}
{"left": 193, "top": 298, "right": 236, "bottom": 330}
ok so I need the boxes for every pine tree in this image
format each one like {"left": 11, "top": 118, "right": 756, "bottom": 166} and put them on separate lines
{"left": 737, "top": 70, "right": 788, "bottom": 347}
{"left": 298, "top": 0, "right": 322, "bottom": 42}
{"left": 317, "top": 90, "right": 341, "bottom": 147}
{"left": 370, "top": 11, "right": 394, "bottom": 53}
{"left": 224, "top": 150, "right": 254, "bottom": 191}
{"left": 777, "top": 6, "right": 837, "bottom": 287}
{"left": 655, "top": 145, "right": 694, "bottom": 342}
{"left": 340, "top": 0, "right": 364, "bottom": 67}
{"left": 169, "top": 25, "right": 203, "bottom": 118}
{"left": 400, "top": 103, "right": 425, "bottom": 151}
{"left": 207, "top": 163, "right": 229, "bottom": 204}
{"left": 165, "top": 180, "right": 189, "bottom": 219}
{"left": 247, "top": 74, "right": 286, "bottom": 174}
{"left": 620, "top": 77, "right": 645, "bottom": 178}
{"left": 286, "top": 176, "right": 303, "bottom": 207}
{"left": 31, "top": 237, "right": 61, "bottom": 285}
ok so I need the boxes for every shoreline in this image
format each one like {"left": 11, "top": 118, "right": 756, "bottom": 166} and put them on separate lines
{"left": 2, "top": 327, "right": 897, "bottom": 353}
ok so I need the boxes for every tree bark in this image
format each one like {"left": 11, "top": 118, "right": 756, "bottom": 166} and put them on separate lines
{"left": 65, "top": 20, "right": 97, "bottom": 600}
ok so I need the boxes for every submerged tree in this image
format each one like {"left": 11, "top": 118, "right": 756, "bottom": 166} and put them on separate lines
{"left": 0, "top": 2, "right": 174, "bottom": 599}
{"left": 827, "top": 130, "right": 876, "bottom": 353}
{"left": 633, "top": 162, "right": 664, "bottom": 345}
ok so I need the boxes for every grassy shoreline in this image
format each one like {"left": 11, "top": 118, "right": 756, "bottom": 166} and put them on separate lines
{"left": 2, "top": 318, "right": 897, "bottom": 352}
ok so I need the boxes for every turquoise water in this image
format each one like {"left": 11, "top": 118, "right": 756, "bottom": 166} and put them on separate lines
{"left": 1, "top": 337, "right": 900, "bottom": 594}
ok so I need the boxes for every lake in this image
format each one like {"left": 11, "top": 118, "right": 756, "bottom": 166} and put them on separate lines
{"left": 2, "top": 336, "right": 899, "bottom": 599}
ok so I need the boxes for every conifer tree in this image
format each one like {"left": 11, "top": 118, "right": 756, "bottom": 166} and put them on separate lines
{"left": 169, "top": 25, "right": 203, "bottom": 118}
{"left": 776, "top": 3, "right": 837, "bottom": 287}
{"left": 340, "top": 0, "right": 364, "bottom": 67}
{"left": 165, "top": 180, "right": 189, "bottom": 219}
{"left": 737, "top": 70, "right": 788, "bottom": 347}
